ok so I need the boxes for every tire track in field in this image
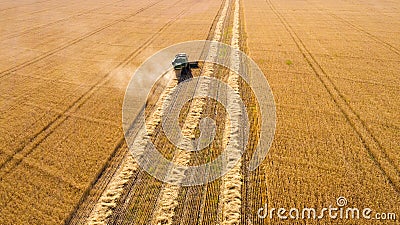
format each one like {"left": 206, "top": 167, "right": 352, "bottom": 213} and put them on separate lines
{"left": 66, "top": 138, "right": 132, "bottom": 225}
{"left": 67, "top": 83, "right": 166, "bottom": 223}
{"left": 319, "top": 8, "right": 400, "bottom": 57}
{"left": 0, "top": 0, "right": 172, "bottom": 163}
{"left": 148, "top": 1, "right": 244, "bottom": 224}
{"left": 96, "top": 1, "right": 229, "bottom": 224}
{"left": 237, "top": 1, "right": 262, "bottom": 224}
{"left": 266, "top": 0, "right": 400, "bottom": 194}
{"left": 0, "top": 0, "right": 127, "bottom": 41}
{"left": 217, "top": 1, "right": 244, "bottom": 224}
{"left": 302, "top": 0, "right": 400, "bottom": 56}
{"left": 0, "top": 0, "right": 53, "bottom": 12}
{"left": 86, "top": 153, "right": 138, "bottom": 224}
{"left": 0, "top": 0, "right": 185, "bottom": 179}
{"left": 173, "top": 75, "right": 227, "bottom": 225}
{"left": 103, "top": 67, "right": 207, "bottom": 224}
{"left": 0, "top": 2, "right": 81, "bottom": 21}
{"left": 326, "top": 75, "right": 400, "bottom": 89}
{"left": 149, "top": 0, "right": 234, "bottom": 223}
{"left": 69, "top": 49, "right": 198, "bottom": 225}
{"left": 73, "top": 74, "right": 170, "bottom": 225}
{"left": 64, "top": 2, "right": 195, "bottom": 223}
{"left": 149, "top": 73, "right": 212, "bottom": 225}
{"left": 0, "top": 0, "right": 142, "bottom": 116}
{"left": 86, "top": 69, "right": 177, "bottom": 225}
{"left": 153, "top": 0, "right": 243, "bottom": 224}
{"left": 71, "top": 0, "right": 235, "bottom": 223}
{"left": 0, "top": 0, "right": 164, "bottom": 79}
{"left": 25, "top": 102, "right": 120, "bottom": 130}
{"left": 171, "top": 3, "right": 233, "bottom": 223}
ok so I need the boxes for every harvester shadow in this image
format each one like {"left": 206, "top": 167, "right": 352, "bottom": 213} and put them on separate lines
{"left": 175, "top": 67, "right": 193, "bottom": 83}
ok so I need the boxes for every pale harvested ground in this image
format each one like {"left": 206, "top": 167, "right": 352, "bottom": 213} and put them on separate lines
{"left": 1, "top": 0, "right": 399, "bottom": 224}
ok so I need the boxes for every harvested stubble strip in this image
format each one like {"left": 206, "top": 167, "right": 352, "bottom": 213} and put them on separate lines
{"left": 151, "top": 1, "right": 231, "bottom": 224}
{"left": 86, "top": 73, "right": 178, "bottom": 224}
{"left": 151, "top": 74, "right": 212, "bottom": 225}
{"left": 87, "top": 153, "right": 137, "bottom": 225}
{"left": 218, "top": 0, "right": 243, "bottom": 224}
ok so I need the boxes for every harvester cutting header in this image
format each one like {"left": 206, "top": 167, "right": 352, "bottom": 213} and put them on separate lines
{"left": 172, "top": 53, "right": 198, "bottom": 70}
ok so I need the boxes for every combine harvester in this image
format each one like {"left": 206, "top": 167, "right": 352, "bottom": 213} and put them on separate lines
{"left": 172, "top": 53, "right": 198, "bottom": 82}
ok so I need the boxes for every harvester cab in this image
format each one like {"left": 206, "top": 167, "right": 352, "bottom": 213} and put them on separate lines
{"left": 172, "top": 53, "right": 198, "bottom": 82}
{"left": 172, "top": 53, "right": 189, "bottom": 70}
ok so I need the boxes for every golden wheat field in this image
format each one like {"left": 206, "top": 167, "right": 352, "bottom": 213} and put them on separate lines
{"left": 0, "top": 0, "right": 399, "bottom": 224}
